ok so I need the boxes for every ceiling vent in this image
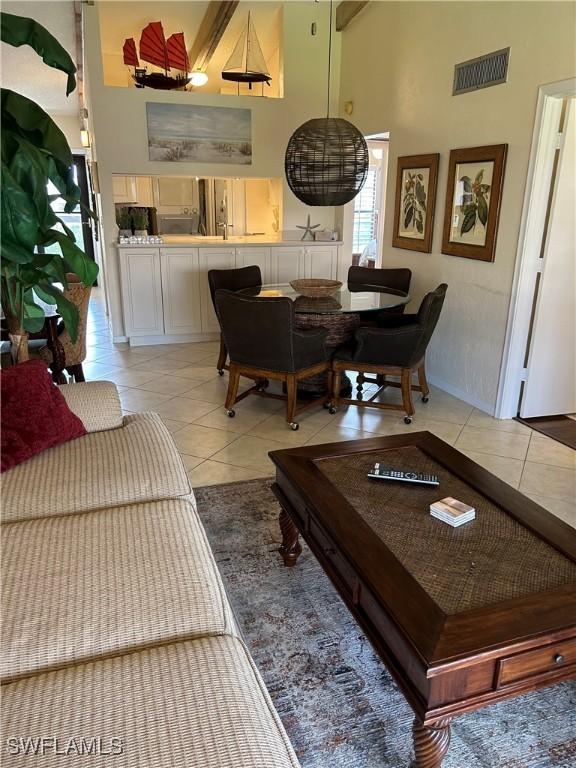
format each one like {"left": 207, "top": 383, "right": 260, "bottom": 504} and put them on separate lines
{"left": 453, "top": 48, "right": 510, "bottom": 95}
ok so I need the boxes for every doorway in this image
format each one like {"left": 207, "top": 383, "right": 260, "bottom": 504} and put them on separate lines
{"left": 350, "top": 136, "right": 388, "bottom": 268}
{"left": 496, "top": 79, "right": 576, "bottom": 444}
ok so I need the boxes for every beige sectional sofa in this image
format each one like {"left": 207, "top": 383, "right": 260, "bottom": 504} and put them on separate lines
{"left": 1, "top": 381, "right": 299, "bottom": 767}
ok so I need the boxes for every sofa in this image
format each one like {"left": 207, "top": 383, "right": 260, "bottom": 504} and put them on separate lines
{"left": 1, "top": 381, "right": 299, "bottom": 767}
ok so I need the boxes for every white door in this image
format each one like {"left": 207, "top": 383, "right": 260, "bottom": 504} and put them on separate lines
{"left": 112, "top": 176, "right": 137, "bottom": 203}
{"left": 199, "top": 247, "right": 236, "bottom": 333}
{"left": 306, "top": 246, "right": 338, "bottom": 279}
{"left": 271, "top": 247, "right": 305, "bottom": 283}
{"left": 160, "top": 248, "right": 202, "bottom": 335}
{"left": 235, "top": 247, "right": 271, "bottom": 283}
{"left": 119, "top": 248, "right": 164, "bottom": 337}
{"left": 521, "top": 99, "right": 576, "bottom": 417}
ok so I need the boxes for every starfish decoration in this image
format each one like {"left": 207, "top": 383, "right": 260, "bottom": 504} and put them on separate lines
{"left": 297, "top": 214, "right": 320, "bottom": 241}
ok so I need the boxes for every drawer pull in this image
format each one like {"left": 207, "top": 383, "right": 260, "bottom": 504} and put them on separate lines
{"left": 554, "top": 654, "right": 565, "bottom": 664}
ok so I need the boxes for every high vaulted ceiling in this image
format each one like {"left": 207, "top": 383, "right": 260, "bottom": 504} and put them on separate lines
{"left": 1, "top": 0, "right": 79, "bottom": 115}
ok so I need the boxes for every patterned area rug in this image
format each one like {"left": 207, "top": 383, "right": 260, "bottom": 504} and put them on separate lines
{"left": 194, "top": 479, "right": 576, "bottom": 768}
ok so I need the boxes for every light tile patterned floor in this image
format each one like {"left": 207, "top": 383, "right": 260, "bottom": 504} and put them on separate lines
{"left": 85, "top": 290, "right": 575, "bottom": 528}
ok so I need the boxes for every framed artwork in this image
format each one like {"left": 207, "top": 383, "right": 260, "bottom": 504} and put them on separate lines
{"left": 441, "top": 144, "right": 507, "bottom": 262}
{"left": 146, "top": 103, "right": 252, "bottom": 165}
{"left": 392, "top": 153, "right": 439, "bottom": 253}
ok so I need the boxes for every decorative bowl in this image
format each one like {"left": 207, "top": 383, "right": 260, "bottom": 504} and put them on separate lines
{"left": 289, "top": 278, "right": 343, "bottom": 298}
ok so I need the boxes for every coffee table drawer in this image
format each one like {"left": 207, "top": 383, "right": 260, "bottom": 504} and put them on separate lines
{"left": 309, "top": 518, "right": 357, "bottom": 596}
{"left": 497, "top": 638, "right": 576, "bottom": 687}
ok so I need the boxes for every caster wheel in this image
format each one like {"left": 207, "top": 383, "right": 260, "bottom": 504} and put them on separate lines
{"left": 289, "top": 422, "right": 299, "bottom": 431}
{"left": 218, "top": 369, "right": 225, "bottom": 376}
{"left": 404, "top": 416, "right": 412, "bottom": 424}
{"left": 226, "top": 409, "right": 236, "bottom": 418}
{"left": 422, "top": 396, "right": 429, "bottom": 403}
{"left": 328, "top": 406, "right": 337, "bottom": 415}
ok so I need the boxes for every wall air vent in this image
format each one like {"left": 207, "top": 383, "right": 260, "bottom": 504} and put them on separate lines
{"left": 453, "top": 48, "right": 510, "bottom": 95}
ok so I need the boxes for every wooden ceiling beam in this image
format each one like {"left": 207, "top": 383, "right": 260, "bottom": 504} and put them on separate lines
{"left": 336, "top": 1, "right": 369, "bottom": 32}
{"left": 189, "top": 1, "right": 239, "bottom": 72}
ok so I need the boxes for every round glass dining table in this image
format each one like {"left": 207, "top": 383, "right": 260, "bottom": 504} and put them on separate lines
{"left": 238, "top": 282, "right": 410, "bottom": 395}
{"left": 240, "top": 283, "right": 410, "bottom": 315}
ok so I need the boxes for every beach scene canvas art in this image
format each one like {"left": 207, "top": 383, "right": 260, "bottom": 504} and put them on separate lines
{"left": 147, "top": 103, "right": 252, "bottom": 164}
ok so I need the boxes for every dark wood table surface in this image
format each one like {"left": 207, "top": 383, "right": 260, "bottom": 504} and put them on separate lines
{"left": 269, "top": 432, "right": 576, "bottom": 768}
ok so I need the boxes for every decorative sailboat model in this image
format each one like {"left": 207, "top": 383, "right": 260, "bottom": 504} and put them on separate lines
{"left": 123, "top": 22, "right": 189, "bottom": 91}
{"left": 222, "top": 12, "right": 271, "bottom": 90}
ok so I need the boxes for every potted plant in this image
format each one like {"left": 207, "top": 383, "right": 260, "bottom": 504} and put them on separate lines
{"left": 131, "top": 208, "right": 149, "bottom": 236}
{"left": 116, "top": 207, "right": 132, "bottom": 237}
{"left": 1, "top": 12, "right": 98, "bottom": 363}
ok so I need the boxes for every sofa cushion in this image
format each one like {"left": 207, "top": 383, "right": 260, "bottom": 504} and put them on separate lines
{"left": 1, "top": 360, "right": 86, "bottom": 473}
{"left": 1, "top": 499, "right": 238, "bottom": 681}
{"left": 1, "top": 636, "right": 300, "bottom": 768}
{"left": 58, "top": 380, "right": 123, "bottom": 433}
{"left": 1, "top": 412, "right": 191, "bottom": 522}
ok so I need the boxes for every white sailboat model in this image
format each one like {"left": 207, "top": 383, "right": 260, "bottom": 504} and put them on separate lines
{"left": 222, "top": 12, "right": 271, "bottom": 90}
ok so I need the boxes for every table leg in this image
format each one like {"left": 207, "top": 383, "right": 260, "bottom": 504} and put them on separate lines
{"left": 412, "top": 717, "right": 452, "bottom": 768}
{"left": 279, "top": 508, "right": 302, "bottom": 567}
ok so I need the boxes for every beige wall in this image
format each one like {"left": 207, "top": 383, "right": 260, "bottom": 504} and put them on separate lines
{"left": 340, "top": 1, "right": 576, "bottom": 412}
{"left": 83, "top": 2, "right": 341, "bottom": 339}
{"left": 51, "top": 113, "right": 82, "bottom": 151}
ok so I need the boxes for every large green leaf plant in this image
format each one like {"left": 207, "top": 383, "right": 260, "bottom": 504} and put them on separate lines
{"left": 1, "top": 12, "right": 98, "bottom": 362}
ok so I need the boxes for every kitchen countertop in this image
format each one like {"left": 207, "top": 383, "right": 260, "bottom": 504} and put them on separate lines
{"left": 116, "top": 235, "right": 343, "bottom": 248}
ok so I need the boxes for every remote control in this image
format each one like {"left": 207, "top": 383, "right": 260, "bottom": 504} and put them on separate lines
{"left": 367, "top": 463, "right": 439, "bottom": 486}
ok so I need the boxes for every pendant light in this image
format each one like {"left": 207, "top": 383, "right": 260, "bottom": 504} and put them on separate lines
{"left": 285, "top": 1, "right": 368, "bottom": 206}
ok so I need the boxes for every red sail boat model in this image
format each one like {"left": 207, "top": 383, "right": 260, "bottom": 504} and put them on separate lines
{"left": 123, "top": 22, "right": 189, "bottom": 90}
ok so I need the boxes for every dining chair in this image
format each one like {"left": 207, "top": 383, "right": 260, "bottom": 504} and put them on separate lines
{"left": 214, "top": 289, "right": 332, "bottom": 430}
{"left": 208, "top": 265, "right": 262, "bottom": 375}
{"left": 347, "top": 266, "right": 412, "bottom": 320}
{"left": 32, "top": 274, "right": 92, "bottom": 383}
{"left": 331, "top": 284, "right": 448, "bottom": 423}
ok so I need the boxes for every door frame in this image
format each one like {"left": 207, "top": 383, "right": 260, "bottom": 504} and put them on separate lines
{"left": 495, "top": 78, "right": 575, "bottom": 419}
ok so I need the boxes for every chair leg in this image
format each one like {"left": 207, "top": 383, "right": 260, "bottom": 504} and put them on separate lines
{"left": 356, "top": 373, "right": 364, "bottom": 395}
{"left": 332, "top": 368, "right": 342, "bottom": 411}
{"left": 66, "top": 364, "right": 85, "bottom": 382}
{"left": 217, "top": 334, "right": 227, "bottom": 375}
{"left": 225, "top": 365, "right": 240, "bottom": 416}
{"left": 286, "top": 375, "right": 298, "bottom": 429}
{"left": 401, "top": 369, "right": 415, "bottom": 423}
{"left": 418, "top": 362, "right": 430, "bottom": 403}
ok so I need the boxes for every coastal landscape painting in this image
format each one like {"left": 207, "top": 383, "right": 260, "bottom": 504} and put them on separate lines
{"left": 147, "top": 103, "right": 252, "bottom": 164}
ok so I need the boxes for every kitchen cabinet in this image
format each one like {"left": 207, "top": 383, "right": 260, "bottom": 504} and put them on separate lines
{"left": 305, "top": 246, "right": 338, "bottom": 280}
{"left": 199, "top": 247, "right": 236, "bottom": 334}
{"left": 160, "top": 248, "right": 202, "bottom": 335}
{"left": 269, "top": 245, "right": 338, "bottom": 282}
{"left": 113, "top": 175, "right": 154, "bottom": 206}
{"left": 135, "top": 176, "right": 154, "bottom": 207}
{"left": 235, "top": 247, "right": 272, "bottom": 282}
{"left": 270, "top": 247, "right": 306, "bottom": 283}
{"left": 119, "top": 249, "right": 164, "bottom": 337}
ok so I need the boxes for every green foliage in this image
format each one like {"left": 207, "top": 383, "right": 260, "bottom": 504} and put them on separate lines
{"left": 403, "top": 172, "right": 427, "bottom": 234}
{"left": 459, "top": 169, "right": 491, "bottom": 236}
{"left": 131, "top": 208, "right": 149, "bottom": 231}
{"left": 116, "top": 207, "right": 132, "bottom": 230}
{"left": 0, "top": 12, "right": 98, "bottom": 344}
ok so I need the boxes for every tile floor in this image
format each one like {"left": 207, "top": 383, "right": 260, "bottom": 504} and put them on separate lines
{"left": 84, "top": 290, "right": 575, "bottom": 528}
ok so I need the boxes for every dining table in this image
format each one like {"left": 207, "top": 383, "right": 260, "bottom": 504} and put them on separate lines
{"left": 239, "top": 282, "right": 410, "bottom": 394}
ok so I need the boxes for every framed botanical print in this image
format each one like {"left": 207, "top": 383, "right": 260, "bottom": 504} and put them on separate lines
{"left": 441, "top": 144, "right": 507, "bottom": 262}
{"left": 392, "top": 153, "right": 439, "bottom": 253}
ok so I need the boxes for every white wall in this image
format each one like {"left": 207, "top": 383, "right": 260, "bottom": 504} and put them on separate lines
{"left": 83, "top": 2, "right": 341, "bottom": 339}
{"left": 339, "top": 1, "right": 576, "bottom": 413}
{"left": 50, "top": 113, "right": 82, "bottom": 151}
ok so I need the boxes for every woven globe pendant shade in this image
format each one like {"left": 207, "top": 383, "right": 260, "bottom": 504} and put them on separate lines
{"left": 285, "top": 117, "right": 369, "bottom": 206}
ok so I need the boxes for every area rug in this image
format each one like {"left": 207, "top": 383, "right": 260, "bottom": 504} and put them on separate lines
{"left": 194, "top": 478, "right": 576, "bottom": 768}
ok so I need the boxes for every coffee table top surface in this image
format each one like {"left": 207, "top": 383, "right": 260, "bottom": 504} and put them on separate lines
{"left": 270, "top": 432, "right": 576, "bottom": 663}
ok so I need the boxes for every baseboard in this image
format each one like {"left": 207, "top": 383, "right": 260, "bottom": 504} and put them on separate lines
{"left": 427, "top": 374, "right": 496, "bottom": 416}
{"left": 112, "top": 335, "right": 128, "bottom": 343}
{"left": 127, "top": 333, "right": 219, "bottom": 347}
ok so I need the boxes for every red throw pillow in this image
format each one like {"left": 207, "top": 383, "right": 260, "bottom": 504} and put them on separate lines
{"left": 1, "top": 360, "right": 87, "bottom": 472}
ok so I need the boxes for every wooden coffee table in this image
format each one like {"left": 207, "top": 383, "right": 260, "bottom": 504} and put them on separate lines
{"left": 269, "top": 432, "right": 576, "bottom": 768}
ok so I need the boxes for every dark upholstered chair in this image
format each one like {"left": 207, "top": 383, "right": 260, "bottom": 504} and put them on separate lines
{"left": 331, "top": 284, "right": 447, "bottom": 423}
{"left": 347, "top": 265, "right": 412, "bottom": 321}
{"left": 215, "top": 290, "right": 331, "bottom": 430}
{"left": 208, "top": 265, "right": 262, "bottom": 375}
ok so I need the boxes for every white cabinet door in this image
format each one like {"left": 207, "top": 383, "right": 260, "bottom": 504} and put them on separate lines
{"left": 135, "top": 176, "right": 154, "bottom": 207}
{"left": 113, "top": 176, "right": 137, "bottom": 203}
{"left": 160, "top": 248, "right": 202, "bottom": 335}
{"left": 119, "top": 248, "right": 164, "bottom": 337}
{"left": 306, "top": 246, "right": 338, "bottom": 280}
{"left": 199, "top": 247, "right": 236, "bottom": 333}
{"left": 235, "top": 247, "right": 271, "bottom": 283}
{"left": 270, "top": 247, "right": 305, "bottom": 283}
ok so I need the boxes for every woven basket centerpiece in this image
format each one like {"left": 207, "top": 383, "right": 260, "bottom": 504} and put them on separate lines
{"left": 290, "top": 279, "right": 342, "bottom": 298}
